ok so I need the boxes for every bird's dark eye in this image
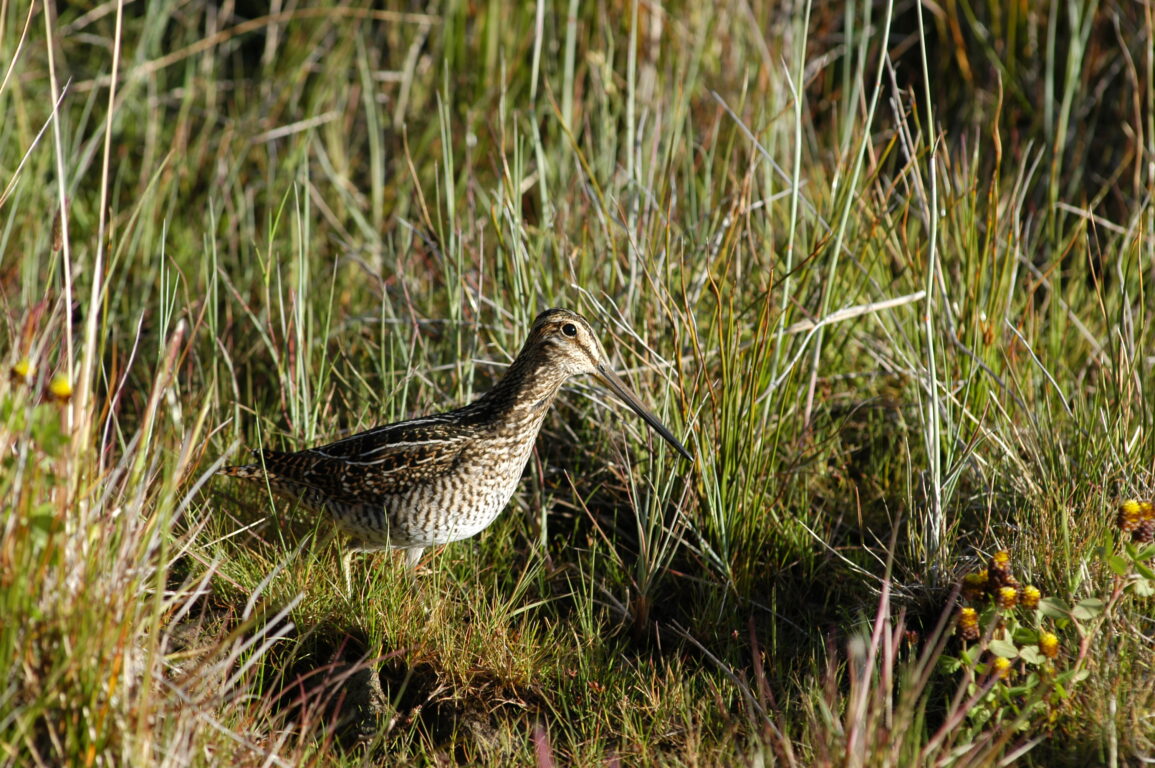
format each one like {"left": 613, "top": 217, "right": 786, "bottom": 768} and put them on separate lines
{"left": 562, "top": 323, "right": 578, "bottom": 337}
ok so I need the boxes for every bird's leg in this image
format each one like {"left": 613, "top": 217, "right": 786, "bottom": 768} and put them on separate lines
{"left": 341, "top": 548, "right": 357, "bottom": 597}
{"left": 404, "top": 547, "right": 424, "bottom": 570}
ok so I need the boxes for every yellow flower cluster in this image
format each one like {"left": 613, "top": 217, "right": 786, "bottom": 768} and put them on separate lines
{"left": 955, "top": 549, "right": 1054, "bottom": 662}
{"left": 1118, "top": 499, "right": 1155, "bottom": 544}
{"left": 1039, "top": 632, "right": 1059, "bottom": 659}
{"left": 48, "top": 375, "right": 73, "bottom": 402}
{"left": 961, "top": 570, "right": 988, "bottom": 602}
{"left": 953, "top": 548, "right": 1064, "bottom": 674}
{"left": 10, "top": 358, "right": 32, "bottom": 383}
{"left": 8, "top": 358, "right": 74, "bottom": 405}
{"left": 957, "top": 607, "right": 980, "bottom": 641}
{"left": 987, "top": 550, "right": 1019, "bottom": 590}
{"left": 1020, "top": 585, "right": 1041, "bottom": 610}
{"left": 996, "top": 586, "right": 1018, "bottom": 610}
{"left": 989, "top": 656, "right": 1012, "bottom": 679}
{"left": 958, "top": 550, "right": 1041, "bottom": 613}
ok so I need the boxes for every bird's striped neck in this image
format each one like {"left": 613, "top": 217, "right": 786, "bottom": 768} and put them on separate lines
{"left": 472, "top": 344, "right": 569, "bottom": 423}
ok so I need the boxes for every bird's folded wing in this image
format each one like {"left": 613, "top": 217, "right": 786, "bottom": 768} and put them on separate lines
{"left": 258, "top": 415, "right": 477, "bottom": 502}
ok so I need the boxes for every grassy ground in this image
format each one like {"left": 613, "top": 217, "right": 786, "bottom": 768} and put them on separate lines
{"left": 2, "top": 0, "right": 1154, "bottom": 764}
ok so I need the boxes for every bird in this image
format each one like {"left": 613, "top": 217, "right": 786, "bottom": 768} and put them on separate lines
{"left": 219, "top": 308, "right": 691, "bottom": 578}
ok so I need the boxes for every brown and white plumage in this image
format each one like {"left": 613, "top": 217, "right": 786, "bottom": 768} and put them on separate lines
{"left": 220, "top": 308, "right": 691, "bottom": 570}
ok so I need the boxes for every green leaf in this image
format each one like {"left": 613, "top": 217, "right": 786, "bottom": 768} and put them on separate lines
{"left": 969, "top": 706, "right": 993, "bottom": 727}
{"left": 1134, "top": 560, "right": 1155, "bottom": 581}
{"left": 29, "top": 503, "right": 57, "bottom": 531}
{"left": 989, "top": 638, "right": 1019, "bottom": 659}
{"left": 940, "top": 656, "right": 963, "bottom": 674}
{"left": 1039, "top": 597, "right": 1070, "bottom": 619}
{"left": 1127, "top": 542, "right": 1155, "bottom": 562}
{"left": 27, "top": 503, "right": 57, "bottom": 547}
{"left": 1106, "top": 554, "right": 1131, "bottom": 576}
{"left": 1072, "top": 598, "right": 1105, "bottom": 621}
{"left": 1007, "top": 683, "right": 1034, "bottom": 699}
{"left": 1019, "top": 645, "right": 1045, "bottom": 665}
{"left": 32, "top": 405, "right": 68, "bottom": 457}
{"left": 1131, "top": 580, "right": 1155, "bottom": 597}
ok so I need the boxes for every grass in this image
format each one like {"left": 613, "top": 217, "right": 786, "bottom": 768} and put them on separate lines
{"left": 2, "top": 0, "right": 1154, "bottom": 764}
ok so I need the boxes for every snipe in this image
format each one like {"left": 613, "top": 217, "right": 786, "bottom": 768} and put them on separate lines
{"left": 220, "top": 308, "right": 691, "bottom": 572}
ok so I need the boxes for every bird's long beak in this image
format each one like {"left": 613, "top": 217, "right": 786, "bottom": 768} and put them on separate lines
{"left": 597, "top": 364, "right": 692, "bottom": 461}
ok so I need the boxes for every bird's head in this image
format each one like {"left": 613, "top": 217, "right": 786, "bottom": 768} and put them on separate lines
{"left": 522, "top": 308, "right": 692, "bottom": 461}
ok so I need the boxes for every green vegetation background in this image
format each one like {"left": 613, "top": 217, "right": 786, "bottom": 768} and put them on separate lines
{"left": 1, "top": 0, "right": 1153, "bottom": 765}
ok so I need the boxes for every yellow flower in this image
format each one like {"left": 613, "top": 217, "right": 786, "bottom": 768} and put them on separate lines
{"left": 1039, "top": 632, "right": 1059, "bottom": 659}
{"left": 1021, "top": 585, "right": 1041, "bottom": 610}
{"left": 996, "top": 586, "right": 1018, "bottom": 610}
{"left": 989, "top": 550, "right": 1014, "bottom": 588}
{"left": 962, "top": 570, "right": 988, "bottom": 601}
{"left": 1118, "top": 500, "right": 1143, "bottom": 534}
{"left": 991, "top": 550, "right": 1011, "bottom": 570}
{"left": 963, "top": 571, "right": 987, "bottom": 587}
{"left": 990, "top": 656, "right": 1012, "bottom": 679}
{"left": 957, "top": 607, "right": 980, "bottom": 641}
{"left": 10, "top": 358, "right": 32, "bottom": 383}
{"left": 48, "top": 374, "right": 72, "bottom": 402}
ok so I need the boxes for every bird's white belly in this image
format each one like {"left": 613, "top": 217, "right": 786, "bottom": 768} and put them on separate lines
{"left": 418, "top": 462, "right": 527, "bottom": 544}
